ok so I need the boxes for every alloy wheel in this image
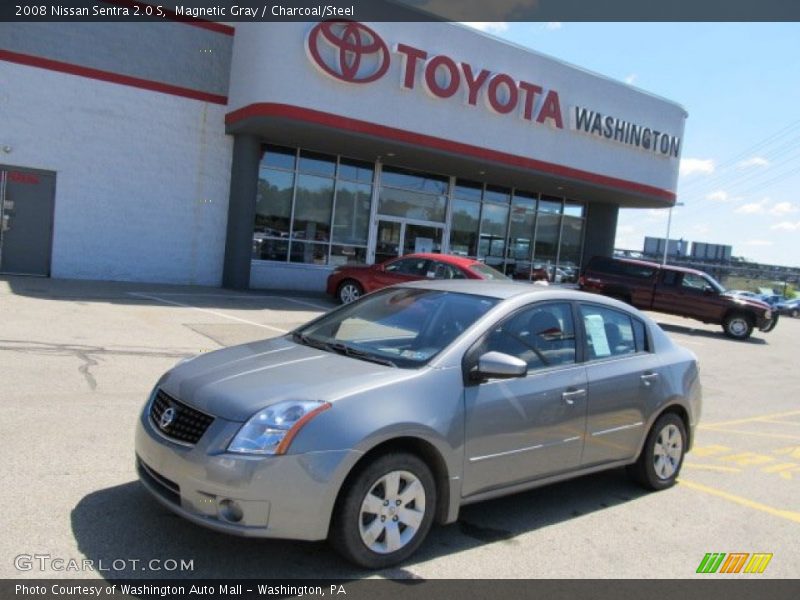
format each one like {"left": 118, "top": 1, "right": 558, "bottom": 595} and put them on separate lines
{"left": 653, "top": 424, "right": 683, "bottom": 480}
{"left": 358, "top": 470, "right": 426, "bottom": 554}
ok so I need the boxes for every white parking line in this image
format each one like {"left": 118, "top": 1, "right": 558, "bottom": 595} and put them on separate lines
{"left": 126, "top": 291, "right": 332, "bottom": 311}
{"left": 127, "top": 292, "right": 289, "bottom": 334}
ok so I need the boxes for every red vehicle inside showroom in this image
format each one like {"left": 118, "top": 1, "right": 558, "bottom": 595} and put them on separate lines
{"left": 326, "top": 253, "right": 508, "bottom": 303}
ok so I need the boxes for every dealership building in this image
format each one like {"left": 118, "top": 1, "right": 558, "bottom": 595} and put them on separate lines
{"left": 0, "top": 20, "right": 686, "bottom": 291}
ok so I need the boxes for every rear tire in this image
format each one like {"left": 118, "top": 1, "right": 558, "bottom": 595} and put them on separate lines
{"left": 329, "top": 453, "right": 436, "bottom": 569}
{"left": 722, "top": 312, "right": 753, "bottom": 340}
{"left": 627, "top": 412, "right": 687, "bottom": 491}
{"left": 337, "top": 280, "right": 363, "bottom": 305}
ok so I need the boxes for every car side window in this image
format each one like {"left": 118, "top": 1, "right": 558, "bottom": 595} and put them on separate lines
{"left": 480, "top": 302, "right": 577, "bottom": 370}
{"left": 386, "top": 258, "right": 429, "bottom": 276}
{"left": 661, "top": 270, "right": 679, "bottom": 286}
{"left": 430, "top": 261, "right": 465, "bottom": 280}
{"left": 681, "top": 273, "right": 708, "bottom": 292}
{"left": 580, "top": 304, "right": 643, "bottom": 359}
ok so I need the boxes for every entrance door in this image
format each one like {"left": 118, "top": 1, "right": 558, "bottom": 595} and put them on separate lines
{"left": 374, "top": 218, "right": 443, "bottom": 265}
{"left": 0, "top": 167, "right": 56, "bottom": 276}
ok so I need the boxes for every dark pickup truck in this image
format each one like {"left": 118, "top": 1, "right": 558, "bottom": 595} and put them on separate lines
{"left": 579, "top": 256, "right": 778, "bottom": 340}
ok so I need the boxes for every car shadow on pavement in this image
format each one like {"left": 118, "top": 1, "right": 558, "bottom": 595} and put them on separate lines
{"left": 656, "top": 322, "right": 768, "bottom": 344}
{"left": 72, "top": 469, "right": 648, "bottom": 580}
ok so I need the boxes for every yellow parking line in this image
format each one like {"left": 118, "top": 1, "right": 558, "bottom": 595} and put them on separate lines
{"left": 682, "top": 463, "right": 742, "bottom": 473}
{"left": 702, "top": 409, "right": 800, "bottom": 428}
{"left": 758, "top": 419, "right": 800, "bottom": 426}
{"left": 701, "top": 427, "right": 800, "bottom": 441}
{"left": 679, "top": 479, "right": 800, "bottom": 524}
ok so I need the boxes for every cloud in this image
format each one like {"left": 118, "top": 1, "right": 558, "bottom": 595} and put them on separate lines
{"left": 680, "top": 158, "right": 715, "bottom": 176}
{"left": 706, "top": 190, "right": 730, "bottom": 202}
{"left": 737, "top": 156, "right": 770, "bottom": 168}
{"left": 744, "top": 240, "right": 774, "bottom": 246}
{"left": 771, "top": 221, "right": 800, "bottom": 232}
{"left": 770, "top": 201, "right": 798, "bottom": 216}
{"left": 624, "top": 74, "right": 637, "bottom": 85}
{"left": 461, "top": 22, "right": 510, "bottom": 34}
{"left": 545, "top": 22, "right": 563, "bottom": 30}
{"left": 735, "top": 199, "right": 768, "bottom": 214}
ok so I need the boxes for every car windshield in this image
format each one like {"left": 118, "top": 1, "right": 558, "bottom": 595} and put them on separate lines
{"left": 702, "top": 274, "right": 727, "bottom": 294}
{"left": 468, "top": 263, "right": 509, "bottom": 280}
{"left": 293, "top": 288, "right": 499, "bottom": 368}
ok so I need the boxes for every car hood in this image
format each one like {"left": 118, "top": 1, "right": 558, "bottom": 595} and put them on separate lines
{"left": 158, "top": 336, "right": 418, "bottom": 421}
{"left": 722, "top": 294, "right": 771, "bottom": 311}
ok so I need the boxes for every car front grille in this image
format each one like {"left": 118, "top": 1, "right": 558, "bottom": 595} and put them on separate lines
{"left": 149, "top": 388, "right": 214, "bottom": 445}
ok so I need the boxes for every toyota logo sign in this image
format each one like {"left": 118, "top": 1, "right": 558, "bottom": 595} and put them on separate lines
{"left": 306, "top": 21, "right": 390, "bottom": 84}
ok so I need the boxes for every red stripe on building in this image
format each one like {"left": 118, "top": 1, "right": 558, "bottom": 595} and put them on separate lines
{"left": 0, "top": 49, "right": 228, "bottom": 105}
{"left": 226, "top": 103, "right": 676, "bottom": 203}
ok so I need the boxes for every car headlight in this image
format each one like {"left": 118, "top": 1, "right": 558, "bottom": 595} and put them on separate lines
{"left": 227, "top": 400, "right": 331, "bottom": 455}
{"left": 765, "top": 310, "right": 772, "bottom": 319}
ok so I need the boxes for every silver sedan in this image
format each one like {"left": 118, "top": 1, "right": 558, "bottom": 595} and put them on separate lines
{"left": 135, "top": 280, "right": 701, "bottom": 568}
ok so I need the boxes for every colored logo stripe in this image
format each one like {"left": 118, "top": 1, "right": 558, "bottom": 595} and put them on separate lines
{"left": 697, "top": 553, "right": 773, "bottom": 574}
{"left": 744, "top": 553, "right": 773, "bottom": 573}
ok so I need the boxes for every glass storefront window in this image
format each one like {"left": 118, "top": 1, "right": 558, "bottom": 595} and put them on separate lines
{"left": 292, "top": 174, "right": 334, "bottom": 242}
{"left": 478, "top": 202, "right": 509, "bottom": 267}
{"left": 261, "top": 144, "right": 296, "bottom": 171}
{"left": 508, "top": 193, "right": 537, "bottom": 274}
{"left": 338, "top": 158, "right": 374, "bottom": 183}
{"left": 449, "top": 198, "right": 480, "bottom": 257}
{"left": 254, "top": 168, "right": 294, "bottom": 241}
{"left": 484, "top": 184, "right": 511, "bottom": 204}
{"left": 558, "top": 215, "right": 585, "bottom": 282}
{"left": 564, "top": 201, "right": 584, "bottom": 218}
{"left": 381, "top": 166, "right": 448, "bottom": 194}
{"left": 298, "top": 150, "right": 336, "bottom": 177}
{"left": 533, "top": 212, "right": 560, "bottom": 271}
{"left": 331, "top": 245, "right": 367, "bottom": 266}
{"left": 289, "top": 241, "right": 329, "bottom": 265}
{"left": 538, "top": 196, "right": 563, "bottom": 214}
{"left": 454, "top": 179, "right": 483, "bottom": 201}
{"left": 378, "top": 187, "right": 447, "bottom": 222}
{"left": 332, "top": 180, "right": 372, "bottom": 246}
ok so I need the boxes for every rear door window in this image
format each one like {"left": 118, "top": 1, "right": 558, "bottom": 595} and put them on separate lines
{"left": 580, "top": 304, "right": 648, "bottom": 359}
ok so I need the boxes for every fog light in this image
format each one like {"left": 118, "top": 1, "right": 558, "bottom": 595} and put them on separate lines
{"left": 218, "top": 498, "right": 244, "bottom": 523}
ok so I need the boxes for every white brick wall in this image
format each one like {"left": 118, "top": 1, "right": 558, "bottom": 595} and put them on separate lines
{"left": 0, "top": 61, "right": 233, "bottom": 285}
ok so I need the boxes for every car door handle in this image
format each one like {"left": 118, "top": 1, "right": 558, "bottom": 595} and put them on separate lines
{"left": 561, "top": 389, "right": 586, "bottom": 405}
{"left": 640, "top": 372, "right": 660, "bottom": 386}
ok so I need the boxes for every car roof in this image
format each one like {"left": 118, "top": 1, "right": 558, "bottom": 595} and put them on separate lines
{"left": 398, "top": 279, "right": 622, "bottom": 304}
{"left": 598, "top": 256, "right": 708, "bottom": 277}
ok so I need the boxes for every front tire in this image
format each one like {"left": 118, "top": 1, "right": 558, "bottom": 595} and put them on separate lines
{"left": 337, "top": 280, "right": 364, "bottom": 304}
{"left": 627, "top": 413, "right": 687, "bottom": 491}
{"left": 722, "top": 312, "right": 753, "bottom": 340}
{"left": 330, "top": 453, "right": 436, "bottom": 569}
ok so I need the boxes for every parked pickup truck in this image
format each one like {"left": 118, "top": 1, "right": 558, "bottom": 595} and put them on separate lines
{"left": 579, "top": 256, "right": 778, "bottom": 340}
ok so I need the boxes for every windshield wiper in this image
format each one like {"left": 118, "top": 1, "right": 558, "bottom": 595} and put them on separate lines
{"left": 291, "top": 331, "right": 331, "bottom": 351}
{"left": 329, "top": 343, "right": 397, "bottom": 368}
{"left": 292, "top": 333, "right": 397, "bottom": 367}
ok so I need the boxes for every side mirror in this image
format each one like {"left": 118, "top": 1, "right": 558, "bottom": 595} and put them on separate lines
{"left": 472, "top": 351, "right": 527, "bottom": 380}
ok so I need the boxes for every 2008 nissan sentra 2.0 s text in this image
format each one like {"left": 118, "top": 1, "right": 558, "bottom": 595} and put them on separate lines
{"left": 135, "top": 280, "right": 701, "bottom": 568}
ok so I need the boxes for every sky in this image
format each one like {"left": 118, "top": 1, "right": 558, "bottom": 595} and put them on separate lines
{"left": 465, "top": 22, "right": 800, "bottom": 267}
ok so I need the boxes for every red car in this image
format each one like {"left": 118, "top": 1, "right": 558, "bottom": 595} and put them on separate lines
{"left": 326, "top": 253, "right": 508, "bottom": 304}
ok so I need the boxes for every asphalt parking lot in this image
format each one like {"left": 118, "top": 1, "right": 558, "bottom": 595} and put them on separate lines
{"left": 1, "top": 275, "right": 798, "bottom": 580}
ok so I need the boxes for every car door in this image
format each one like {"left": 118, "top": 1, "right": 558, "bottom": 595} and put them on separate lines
{"left": 462, "top": 302, "right": 588, "bottom": 497}
{"left": 579, "top": 303, "right": 666, "bottom": 466}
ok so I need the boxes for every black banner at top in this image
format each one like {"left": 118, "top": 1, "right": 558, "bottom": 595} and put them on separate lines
{"left": 2, "top": 0, "right": 800, "bottom": 22}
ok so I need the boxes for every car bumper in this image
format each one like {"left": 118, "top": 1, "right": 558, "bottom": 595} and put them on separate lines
{"left": 134, "top": 406, "right": 361, "bottom": 541}
{"left": 757, "top": 314, "right": 779, "bottom": 332}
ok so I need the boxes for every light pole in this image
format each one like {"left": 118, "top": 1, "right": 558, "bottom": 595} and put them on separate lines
{"left": 662, "top": 202, "right": 685, "bottom": 266}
